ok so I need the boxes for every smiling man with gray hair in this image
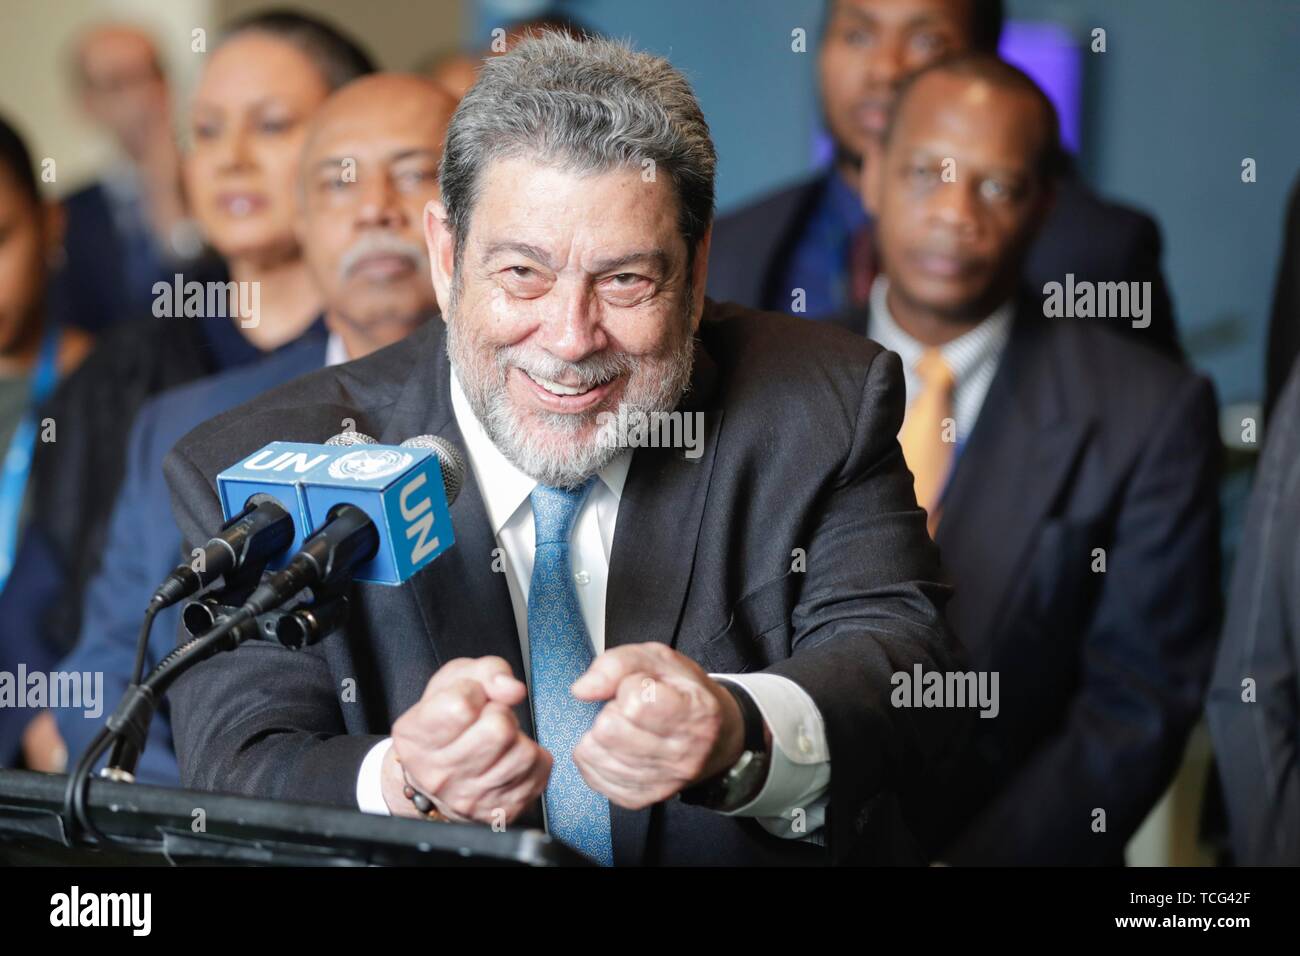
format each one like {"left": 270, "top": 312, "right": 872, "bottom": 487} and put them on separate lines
{"left": 165, "top": 32, "right": 961, "bottom": 866}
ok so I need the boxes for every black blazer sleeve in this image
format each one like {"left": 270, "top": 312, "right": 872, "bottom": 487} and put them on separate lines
{"left": 1206, "top": 365, "right": 1300, "bottom": 864}
{"left": 943, "top": 374, "right": 1221, "bottom": 864}
{"left": 163, "top": 443, "right": 386, "bottom": 806}
{"left": 1265, "top": 174, "right": 1300, "bottom": 420}
{"left": 761, "top": 347, "right": 969, "bottom": 864}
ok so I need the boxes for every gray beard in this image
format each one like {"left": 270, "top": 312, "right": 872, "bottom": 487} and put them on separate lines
{"left": 445, "top": 300, "right": 696, "bottom": 490}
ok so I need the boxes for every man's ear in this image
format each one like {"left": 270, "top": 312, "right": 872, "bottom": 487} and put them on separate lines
{"left": 861, "top": 138, "right": 884, "bottom": 217}
{"left": 424, "top": 200, "right": 455, "bottom": 314}
{"left": 689, "top": 224, "right": 712, "bottom": 332}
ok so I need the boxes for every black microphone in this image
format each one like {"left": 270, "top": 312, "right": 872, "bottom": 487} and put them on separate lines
{"left": 241, "top": 503, "right": 380, "bottom": 616}
{"left": 151, "top": 494, "right": 294, "bottom": 608}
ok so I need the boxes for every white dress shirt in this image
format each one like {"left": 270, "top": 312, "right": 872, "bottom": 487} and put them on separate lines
{"left": 357, "top": 370, "right": 830, "bottom": 840}
{"left": 323, "top": 330, "right": 349, "bottom": 368}
{"left": 867, "top": 276, "right": 1013, "bottom": 442}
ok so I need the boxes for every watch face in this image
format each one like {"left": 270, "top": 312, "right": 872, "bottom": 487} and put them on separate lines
{"left": 724, "top": 750, "right": 771, "bottom": 807}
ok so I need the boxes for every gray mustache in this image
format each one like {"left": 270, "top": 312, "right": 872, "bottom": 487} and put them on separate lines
{"left": 498, "top": 345, "right": 637, "bottom": 390}
{"left": 338, "top": 235, "right": 426, "bottom": 280}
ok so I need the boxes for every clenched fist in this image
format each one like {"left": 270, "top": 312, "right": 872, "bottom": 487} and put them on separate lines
{"left": 383, "top": 656, "right": 552, "bottom": 824}
{"left": 570, "top": 643, "right": 756, "bottom": 810}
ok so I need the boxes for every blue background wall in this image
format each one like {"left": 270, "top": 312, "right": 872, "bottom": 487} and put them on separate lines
{"left": 471, "top": 0, "right": 1300, "bottom": 404}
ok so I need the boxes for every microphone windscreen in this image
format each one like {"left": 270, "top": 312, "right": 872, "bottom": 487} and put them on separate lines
{"left": 325, "top": 430, "right": 378, "bottom": 446}
{"left": 399, "top": 435, "right": 466, "bottom": 505}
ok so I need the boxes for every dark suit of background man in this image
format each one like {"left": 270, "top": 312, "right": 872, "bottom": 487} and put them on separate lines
{"left": 709, "top": 0, "right": 1179, "bottom": 359}
{"left": 830, "top": 55, "right": 1220, "bottom": 864}
{"left": 1264, "top": 170, "right": 1300, "bottom": 421}
{"left": 1206, "top": 356, "right": 1300, "bottom": 864}
{"left": 164, "top": 33, "right": 963, "bottom": 866}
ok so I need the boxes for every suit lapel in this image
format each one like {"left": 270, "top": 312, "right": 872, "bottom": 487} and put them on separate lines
{"left": 375, "top": 325, "right": 532, "bottom": 737}
{"left": 604, "top": 336, "right": 723, "bottom": 866}
{"left": 376, "top": 323, "right": 724, "bottom": 855}
{"left": 936, "top": 305, "right": 1093, "bottom": 654}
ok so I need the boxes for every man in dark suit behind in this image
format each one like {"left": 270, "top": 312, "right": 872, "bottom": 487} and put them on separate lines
{"left": 708, "top": 0, "right": 1179, "bottom": 358}
{"left": 830, "top": 55, "right": 1220, "bottom": 863}
{"left": 1206, "top": 357, "right": 1300, "bottom": 864}
{"left": 51, "top": 23, "right": 213, "bottom": 333}
{"left": 1264, "top": 170, "right": 1300, "bottom": 421}
{"left": 163, "top": 33, "right": 962, "bottom": 866}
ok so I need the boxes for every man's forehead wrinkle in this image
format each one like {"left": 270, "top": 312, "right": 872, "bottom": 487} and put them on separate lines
{"left": 311, "top": 145, "right": 440, "bottom": 167}
{"left": 478, "top": 237, "right": 671, "bottom": 275}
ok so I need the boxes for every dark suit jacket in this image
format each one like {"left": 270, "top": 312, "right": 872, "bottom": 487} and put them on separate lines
{"left": 3, "top": 315, "right": 308, "bottom": 666}
{"left": 49, "top": 182, "right": 138, "bottom": 334}
{"left": 1206, "top": 360, "right": 1300, "bottom": 864}
{"left": 708, "top": 169, "right": 1181, "bottom": 359}
{"left": 162, "top": 302, "right": 966, "bottom": 866}
{"left": 48, "top": 181, "right": 224, "bottom": 334}
{"left": 1265, "top": 171, "right": 1300, "bottom": 420}
{"left": 52, "top": 332, "right": 330, "bottom": 785}
{"left": 831, "top": 301, "right": 1221, "bottom": 864}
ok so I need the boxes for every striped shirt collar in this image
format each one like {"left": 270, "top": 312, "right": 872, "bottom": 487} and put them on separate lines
{"left": 867, "top": 276, "right": 1014, "bottom": 441}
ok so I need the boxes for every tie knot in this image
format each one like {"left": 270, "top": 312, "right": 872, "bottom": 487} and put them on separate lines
{"left": 531, "top": 477, "right": 597, "bottom": 545}
{"left": 914, "top": 348, "right": 955, "bottom": 392}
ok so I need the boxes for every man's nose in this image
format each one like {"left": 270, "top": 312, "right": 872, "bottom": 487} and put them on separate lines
{"left": 354, "top": 172, "right": 403, "bottom": 229}
{"left": 536, "top": 283, "right": 606, "bottom": 362}
{"left": 863, "top": 36, "right": 908, "bottom": 90}
{"left": 927, "top": 179, "right": 981, "bottom": 238}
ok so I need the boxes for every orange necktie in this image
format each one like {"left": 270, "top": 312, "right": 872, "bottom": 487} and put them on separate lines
{"left": 899, "top": 348, "right": 956, "bottom": 533}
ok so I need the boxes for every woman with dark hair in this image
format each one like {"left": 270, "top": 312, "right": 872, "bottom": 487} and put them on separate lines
{"left": 2, "top": 10, "right": 375, "bottom": 770}
{"left": 0, "top": 115, "right": 94, "bottom": 587}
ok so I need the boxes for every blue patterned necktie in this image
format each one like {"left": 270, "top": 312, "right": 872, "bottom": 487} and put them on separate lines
{"left": 528, "top": 478, "right": 613, "bottom": 866}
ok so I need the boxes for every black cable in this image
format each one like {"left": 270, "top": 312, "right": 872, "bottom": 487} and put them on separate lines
{"left": 62, "top": 725, "right": 114, "bottom": 848}
{"left": 130, "top": 600, "right": 160, "bottom": 687}
{"left": 64, "top": 608, "right": 254, "bottom": 849}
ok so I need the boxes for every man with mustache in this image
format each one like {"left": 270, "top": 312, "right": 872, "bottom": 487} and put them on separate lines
{"left": 162, "top": 33, "right": 962, "bottom": 866}
{"left": 708, "top": 0, "right": 1180, "bottom": 357}
{"left": 43, "top": 74, "right": 456, "bottom": 781}
{"left": 836, "top": 53, "right": 1220, "bottom": 864}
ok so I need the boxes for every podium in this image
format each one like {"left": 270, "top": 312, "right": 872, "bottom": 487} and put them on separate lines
{"left": 0, "top": 769, "right": 589, "bottom": 866}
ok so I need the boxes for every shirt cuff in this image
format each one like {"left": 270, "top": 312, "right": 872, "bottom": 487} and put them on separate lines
{"left": 356, "top": 737, "right": 394, "bottom": 815}
{"left": 710, "top": 673, "right": 831, "bottom": 836}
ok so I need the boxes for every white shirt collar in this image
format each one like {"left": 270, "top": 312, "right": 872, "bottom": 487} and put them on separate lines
{"left": 868, "top": 275, "right": 1014, "bottom": 384}
{"left": 448, "top": 367, "right": 632, "bottom": 536}
{"left": 324, "top": 331, "right": 350, "bottom": 368}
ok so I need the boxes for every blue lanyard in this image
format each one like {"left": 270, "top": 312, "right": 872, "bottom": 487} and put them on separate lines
{"left": 0, "top": 323, "right": 62, "bottom": 589}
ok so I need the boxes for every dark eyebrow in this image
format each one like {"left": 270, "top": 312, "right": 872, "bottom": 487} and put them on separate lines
{"left": 311, "top": 148, "right": 440, "bottom": 173}
{"left": 482, "top": 241, "right": 556, "bottom": 270}
{"left": 480, "top": 243, "right": 670, "bottom": 276}
{"left": 386, "top": 148, "right": 440, "bottom": 164}
{"left": 589, "top": 249, "right": 670, "bottom": 275}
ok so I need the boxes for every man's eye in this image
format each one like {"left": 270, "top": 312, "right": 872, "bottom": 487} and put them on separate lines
{"left": 911, "top": 32, "right": 949, "bottom": 55}
{"left": 611, "top": 273, "right": 641, "bottom": 286}
{"left": 980, "top": 179, "right": 1011, "bottom": 201}
{"left": 396, "top": 170, "right": 437, "bottom": 191}
{"left": 510, "top": 266, "right": 533, "bottom": 278}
